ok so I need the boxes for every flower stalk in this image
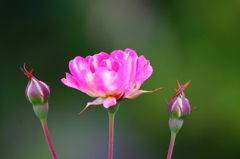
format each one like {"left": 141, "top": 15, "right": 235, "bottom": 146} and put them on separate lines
{"left": 166, "top": 118, "right": 183, "bottom": 159}
{"left": 166, "top": 131, "right": 177, "bottom": 159}
{"left": 41, "top": 119, "right": 59, "bottom": 159}
{"left": 107, "top": 102, "right": 120, "bottom": 159}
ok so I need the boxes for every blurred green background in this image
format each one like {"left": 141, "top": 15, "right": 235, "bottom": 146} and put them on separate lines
{"left": 1, "top": 0, "right": 240, "bottom": 158}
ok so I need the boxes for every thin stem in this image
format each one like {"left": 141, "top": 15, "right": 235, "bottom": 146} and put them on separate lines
{"left": 166, "top": 131, "right": 177, "bottom": 159}
{"left": 41, "top": 119, "right": 58, "bottom": 159}
{"left": 106, "top": 103, "right": 119, "bottom": 159}
{"left": 108, "top": 113, "right": 115, "bottom": 159}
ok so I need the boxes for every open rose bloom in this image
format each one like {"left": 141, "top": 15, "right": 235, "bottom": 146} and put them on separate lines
{"left": 61, "top": 49, "right": 162, "bottom": 114}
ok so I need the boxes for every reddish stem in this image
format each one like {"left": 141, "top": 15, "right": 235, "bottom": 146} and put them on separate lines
{"left": 166, "top": 132, "right": 176, "bottom": 159}
{"left": 41, "top": 119, "right": 58, "bottom": 159}
{"left": 108, "top": 113, "right": 115, "bottom": 159}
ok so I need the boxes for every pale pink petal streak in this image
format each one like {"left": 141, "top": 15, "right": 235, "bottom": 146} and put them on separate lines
{"left": 103, "top": 97, "right": 117, "bottom": 108}
{"left": 78, "top": 97, "right": 105, "bottom": 115}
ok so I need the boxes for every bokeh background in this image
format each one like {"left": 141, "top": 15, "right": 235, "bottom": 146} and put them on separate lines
{"left": 1, "top": 0, "right": 240, "bottom": 159}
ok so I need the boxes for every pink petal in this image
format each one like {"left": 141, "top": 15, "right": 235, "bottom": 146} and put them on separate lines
{"left": 126, "top": 62, "right": 152, "bottom": 95}
{"left": 99, "top": 58, "right": 111, "bottom": 68}
{"left": 79, "top": 69, "right": 99, "bottom": 96}
{"left": 99, "top": 52, "right": 110, "bottom": 59}
{"left": 110, "top": 50, "right": 128, "bottom": 64}
{"left": 61, "top": 73, "right": 81, "bottom": 90}
{"left": 111, "top": 60, "right": 119, "bottom": 72}
{"left": 124, "top": 48, "right": 137, "bottom": 57}
{"left": 69, "top": 58, "right": 88, "bottom": 82}
{"left": 124, "top": 81, "right": 141, "bottom": 96}
{"left": 71, "top": 56, "right": 87, "bottom": 72}
{"left": 70, "top": 59, "right": 100, "bottom": 97}
{"left": 69, "top": 59, "right": 98, "bottom": 95}
{"left": 181, "top": 94, "right": 190, "bottom": 114}
{"left": 125, "top": 49, "right": 138, "bottom": 89}
{"left": 85, "top": 56, "right": 94, "bottom": 73}
{"left": 78, "top": 97, "right": 105, "bottom": 115}
{"left": 93, "top": 67, "right": 123, "bottom": 96}
{"left": 136, "top": 55, "right": 153, "bottom": 82}
{"left": 90, "top": 52, "right": 109, "bottom": 72}
{"left": 61, "top": 73, "right": 98, "bottom": 97}
{"left": 116, "top": 54, "right": 135, "bottom": 91}
{"left": 103, "top": 96, "right": 117, "bottom": 108}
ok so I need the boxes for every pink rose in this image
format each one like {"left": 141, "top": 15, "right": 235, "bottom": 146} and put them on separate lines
{"left": 61, "top": 49, "right": 162, "bottom": 114}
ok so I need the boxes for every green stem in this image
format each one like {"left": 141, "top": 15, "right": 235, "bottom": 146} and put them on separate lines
{"left": 108, "top": 112, "right": 115, "bottom": 159}
{"left": 107, "top": 103, "right": 120, "bottom": 159}
{"left": 166, "top": 131, "right": 177, "bottom": 159}
{"left": 41, "top": 119, "right": 58, "bottom": 159}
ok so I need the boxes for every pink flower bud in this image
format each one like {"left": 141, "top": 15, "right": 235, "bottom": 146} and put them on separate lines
{"left": 21, "top": 63, "right": 50, "bottom": 106}
{"left": 167, "top": 80, "right": 191, "bottom": 120}
{"left": 61, "top": 49, "right": 162, "bottom": 114}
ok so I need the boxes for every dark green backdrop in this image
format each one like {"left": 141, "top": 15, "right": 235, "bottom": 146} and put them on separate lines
{"left": 1, "top": 0, "right": 240, "bottom": 158}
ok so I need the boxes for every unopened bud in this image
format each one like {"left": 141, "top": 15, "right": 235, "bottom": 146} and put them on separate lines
{"left": 167, "top": 80, "right": 191, "bottom": 120}
{"left": 167, "top": 80, "right": 192, "bottom": 133}
{"left": 21, "top": 63, "right": 50, "bottom": 119}
{"left": 167, "top": 92, "right": 190, "bottom": 120}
